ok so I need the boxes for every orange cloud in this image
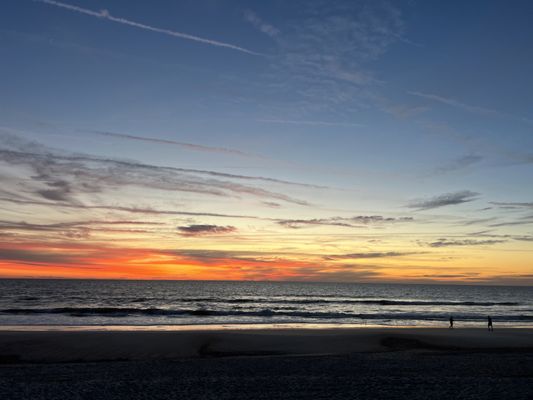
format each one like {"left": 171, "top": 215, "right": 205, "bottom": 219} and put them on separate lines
{"left": 0, "top": 241, "right": 326, "bottom": 281}
{"left": 1, "top": 239, "right": 532, "bottom": 285}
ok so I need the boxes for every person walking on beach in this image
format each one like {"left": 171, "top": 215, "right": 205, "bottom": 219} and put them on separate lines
{"left": 449, "top": 316, "right": 454, "bottom": 329}
{"left": 488, "top": 316, "right": 493, "bottom": 331}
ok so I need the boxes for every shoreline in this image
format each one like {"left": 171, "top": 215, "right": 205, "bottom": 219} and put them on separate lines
{"left": 1, "top": 322, "right": 533, "bottom": 332}
{"left": 1, "top": 326, "right": 532, "bottom": 363}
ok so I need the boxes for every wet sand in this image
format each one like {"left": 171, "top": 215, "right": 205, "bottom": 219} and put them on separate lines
{"left": 0, "top": 327, "right": 532, "bottom": 362}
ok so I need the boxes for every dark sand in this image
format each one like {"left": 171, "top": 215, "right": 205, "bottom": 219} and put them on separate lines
{"left": 1, "top": 327, "right": 532, "bottom": 399}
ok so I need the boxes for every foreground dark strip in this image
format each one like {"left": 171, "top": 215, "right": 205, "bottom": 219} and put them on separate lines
{"left": 1, "top": 351, "right": 532, "bottom": 400}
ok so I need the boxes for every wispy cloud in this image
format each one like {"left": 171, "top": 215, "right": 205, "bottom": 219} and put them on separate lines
{"left": 467, "top": 232, "right": 533, "bottom": 243}
{"left": 488, "top": 220, "right": 533, "bottom": 228}
{"left": 408, "top": 91, "right": 501, "bottom": 116}
{"left": 0, "top": 132, "right": 314, "bottom": 206}
{"left": 0, "top": 219, "right": 163, "bottom": 231}
{"left": 243, "top": 10, "right": 279, "bottom": 37}
{"left": 257, "top": 119, "right": 364, "bottom": 127}
{"left": 291, "top": 266, "right": 384, "bottom": 283}
{"left": 407, "top": 190, "right": 479, "bottom": 210}
{"left": 0, "top": 197, "right": 262, "bottom": 220}
{"left": 35, "top": 0, "right": 261, "bottom": 55}
{"left": 278, "top": 218, "right": 353, "bottom": 229}
{"left": 457, "top": 217, "right": 498, "bottom": 226}
{"left": 262, "top": 201, "right": 281, "bottom": 208}
{"left": 326, "top": 251, "right": 419, "bottom": 260}
{"left": 177, "top": 224, "right": 237, "bottom": 237}
{"left": 383, "top": 104, "right": 429, "bottom": 119}
{"left": 5, "top": 129, "right": 320, "bottom": 188}
{"left": 0, "top": 219, "right": 162, "bottom": 240}
{"left": 490, "top": 201, "right": 533, "bottom": 209}
{"left": 277, "top": 1, "right": 404, "bottom": 85}
{"left": 278, "top": 215, "right": 413, "bottom": 229}
{"left": 513, "top": 236, "right": 533, "bottom": 242}
{"left": 427, "top": 239, "right": 506, "bottom": 248}
{"left": 431, "top": 154, "right": 483, "bottom": 176}
{"left": 0, "top": 248, "right": 79, "bottom": 265}
{"left": 415, "top": 121, "right": 533, "bottom": 168}
{"left": 251, "top": 1, "right": 406, "bottom": 119}
{"left": 408, "top": 91, "right": 533, "bottom": 126}
{"left": 87, "top": 130, "right": 255, "bottom": 158}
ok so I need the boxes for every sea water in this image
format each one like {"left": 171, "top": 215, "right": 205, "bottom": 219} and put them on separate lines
{"left": 0, "top": 279, "right": 531, "bottom": 327}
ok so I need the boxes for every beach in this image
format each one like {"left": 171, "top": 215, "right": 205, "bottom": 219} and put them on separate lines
{"left": 1, "top": 327, "right": 532, "bottom": 399}
{"left": 1, "top": 326, "right": 533, "bottom": 362}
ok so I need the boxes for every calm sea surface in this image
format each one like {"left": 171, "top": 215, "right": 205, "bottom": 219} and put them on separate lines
{"left": 0, "top": 280, "right": 531, "bottom": 327}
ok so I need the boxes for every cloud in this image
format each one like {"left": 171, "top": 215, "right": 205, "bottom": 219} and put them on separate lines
{"left": 248, "top": 1, "right": 406, "bottom": 120}
{"left": 277, "top": 2, "right": 404, "bottom": 86}
{"left": 177, "top": 224, "right": 237, "bottom": 237}
{"left": 0, "top": 219, "right": 163, "bottom": 231}
{"left": 408, "top": 91, "right": 533, "bottom": 126}
{"left": 0, "top": 219, "right": 165, "bottom": 241}
{"left": 277, "top": 215, "right": 413, "bottom": 229}
{"left": 87, "top": 130, "right": 256, "bottom": 158}
{"left": 421, "top": 273, "right": 480, "bottom": 279}
{"left": 488, "top": 220, "right": 533, "bottom": 228}
{"left": 0, "top": 197, "right": 262, "bottom": 220}
{"left": 414, "top": 121, "right": 533, "bottom": 168}
{"left": 169, "top": 249, "right": 284, "bottom": 266}
{"left": 513, "top": 236, "right": 533, "bottom": 242}
{"left": 427, "top": 239, "right": 506, "bottom": 248}
{"left": 257, "top": 119, "right": 364, "bottom": 127}
{"left": 294, "top": 268, "right": 383, "bottom": 283}
{"left": 37, "top": 187, "right": 71, "bottom": 201}
{"left": 172, "top": 248, "right": 319, "bottom": 264}
{"left": 490, "top": 202, "right": 533, "bottom": 209}
{"left": 0, "top": 240, "right": 384, "bottom": 281}
{"left": 408, "top": 91, "right": 500, "bottom": 116}
{"left": 36, "top": 0, "right": 261, "bottom": 55}
{"left": 457, "top": 217, "right": 498, "bottom": 226}
{"left": 465, "top": 232, "right": 533, "bottom": 243}
{"left": 407, "top": 190, "right": 479, "bottom": 210}
{"left": 0, "top": 248, "right": 78, "bottom": 265}
{"left": 1, "top": 129, "right": 322, "bottom": 188}
{"left": 350, "top": 216, "right": 414, "bottom": 224}
{"left": 262, "top": 201, "right": 281, "bottom": 208}
{"left": 278, "top": 218, "right": 352, "bottom": 229}
{"left": 0, "top": 133, "right": 314, "bottom": 206}
{"left": 431, "top": 154, "right": 483, "bottom": 175}
{"left": 172, "top": 249, "right": 238, "bottom": 260}
{"left": 326, "top": 251, "right": 419, "bottom": 260}
{"left": 243, "top": 10, "right": 279, "bottom": 37}
{"left": 383, "top": 104, "right": 429, "bottom": 119}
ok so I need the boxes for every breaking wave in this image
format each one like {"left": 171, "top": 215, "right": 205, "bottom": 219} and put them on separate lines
{"left": 2, "top": 307, "right": 532, "bottom": 322}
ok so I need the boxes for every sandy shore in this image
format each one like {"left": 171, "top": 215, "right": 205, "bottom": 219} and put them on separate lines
{"left": 1, "top": 327, "right": 533, "bottom": 399}
{"left": 1, "top": 327, "right": 532, "bottom": 363}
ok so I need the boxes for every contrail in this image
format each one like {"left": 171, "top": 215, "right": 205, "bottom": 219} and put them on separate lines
{"left": 87, "top": 130, "right": 254, "bottom": 158}
{"left": 258, "top": 119, "right": 364, "bottom": 127}
{"left": 35, "top": 0, "right": 261, "bottom": 55}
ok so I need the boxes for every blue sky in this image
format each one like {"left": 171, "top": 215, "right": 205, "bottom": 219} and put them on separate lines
{"left": 0, "top": 0, "right": 532, "bottom": 283}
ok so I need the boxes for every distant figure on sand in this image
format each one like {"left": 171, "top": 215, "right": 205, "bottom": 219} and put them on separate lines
{"left": 488, "top": 316, "right": 493, "bottom": 331}
{"left": 449, "top": 316, "right": 454, "bottom": 329}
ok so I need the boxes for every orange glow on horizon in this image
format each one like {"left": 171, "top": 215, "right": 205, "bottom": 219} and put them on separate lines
{"left": 1, "top": 240, "right": 532, "bottom": 285}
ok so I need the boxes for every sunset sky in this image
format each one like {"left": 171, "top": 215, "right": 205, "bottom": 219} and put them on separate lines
{"left": 1, "top": 0, "right": 532, "bottom": 284}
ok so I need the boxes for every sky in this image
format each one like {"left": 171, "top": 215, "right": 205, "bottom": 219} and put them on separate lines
{"left": 0, "top": 0, "right": 532, "bottom": 284}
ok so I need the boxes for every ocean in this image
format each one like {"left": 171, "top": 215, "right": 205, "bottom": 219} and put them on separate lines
{"left": 0, "top": 279, "right": 531, "bottom": 328}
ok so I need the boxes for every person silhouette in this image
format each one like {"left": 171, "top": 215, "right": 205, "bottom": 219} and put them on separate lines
{"left": 488, "top": 316, "right": 493, "bottom": 331}
{"left": 449, "top": 316, "right": 454, "bottom": 329}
